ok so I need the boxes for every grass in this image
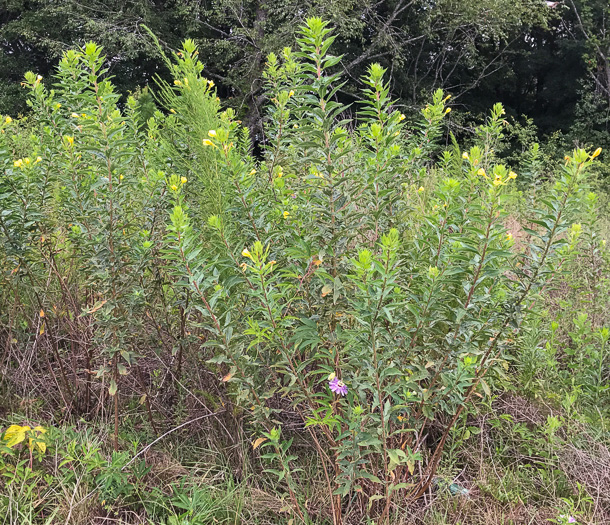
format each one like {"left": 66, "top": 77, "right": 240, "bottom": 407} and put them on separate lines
{"left": 1, "top": 385, "right": 608, "bottom": 524}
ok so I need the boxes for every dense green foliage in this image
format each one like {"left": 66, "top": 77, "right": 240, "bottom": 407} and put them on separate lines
{"left": 0, "top": 14, "right": 609, "bottom": 525}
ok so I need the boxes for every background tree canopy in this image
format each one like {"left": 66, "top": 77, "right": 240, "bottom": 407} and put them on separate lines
{"left": 1, "top": 0, "right": 608, "bottom": 151}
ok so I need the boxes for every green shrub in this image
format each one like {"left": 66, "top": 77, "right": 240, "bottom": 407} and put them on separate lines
{"left": 0, "top": 17, "right": 603, "bottom": 525}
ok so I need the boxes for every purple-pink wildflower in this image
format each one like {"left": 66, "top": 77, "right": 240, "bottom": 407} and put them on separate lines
{"left": 560, "top": 516, "right": 577, "bottom": 524}
{"left": 329, "top": 377, "right": 348, "bottom": 396}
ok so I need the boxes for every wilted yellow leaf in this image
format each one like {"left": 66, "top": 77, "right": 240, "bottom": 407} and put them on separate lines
{"left": 252, "top": 437, "right": 267, "bottom": 450}
{"left": 3, "top": 424, "right": 30, "bottom": 448}
{"left": 222, "top": 372, "right": 233, "bottom": 382}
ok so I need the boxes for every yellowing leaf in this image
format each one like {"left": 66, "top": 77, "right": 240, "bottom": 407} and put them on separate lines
{"left": 87, "top": 300, "right": 107, "bottom": 314}
{"left": 139, "top": 394, "right": 147, "bottom": 405}
{"left": 222, "top": 372, "right": 233, "bottom": 382}
{"left": 3, "top": 424, "right": 30, "bottom": 448}
{"left": 425, "top": 361, "right": 435, "bottom": 369}
{"left": 252, "top": 437, "right": 267, "bottom": 450}
{"left": 39, "top": 324, "right": 45, "bottom": 335}
{"left": 39, "top": 309, "right": 45, "bottom": 318}
{"left": 321, "top": 284, "right": 332, "bottom": 297}
{"left": 108, "top": 380, "right": 118, "bottom": 396}
{"left": 29, "top": 429, "right": 46, "bottom": 454}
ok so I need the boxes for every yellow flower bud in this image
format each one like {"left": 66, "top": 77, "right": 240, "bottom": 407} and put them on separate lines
{"left": 208, "top": 130, "right": 217, "bottom": 138}
{"left": 181, "top": 176, "right": 187, "bottom": 184}
{"left": 71, "top": 113, "right": 79, "bottom": 118}
{"left": 418, "top": 186, "right": 424, "bottom": 192}
{"left": 445, "top": 107, "right": 452, "bottom": 114}
{"left": 477, "top": 168, "right": 486, "bottom": 177}
{"left": 202, "top": 139, "right": 214, "bottom": 146}
{"left": 283, "top": 211, "right": 290, "bottom": 219}
{"left": 5, "top": 116, "right": 12, "bottom": 124}
{"left": 592, "top": 147, "right": 602, "bottom": 159}
{"left": 14, "top": 159, "right": 22, "bottom": 168}
{"left": 119, "top": 174, "right": 124, "bottom": 181}
{"left": 35, "top": 156, "right": 42, "bottom": 163}
{"left": 462, "top": 152, "right": 469, "bottom": 159}
{"left": 249, "top": 169, "right": 256, "bottom": 176}
{"left": 208, "top": 80, "right": 215, "bottom": 88}
{"left": 399, "top": 114, "right": 406, "bottom": 121}
{"left": 242, "top": 248, "right": 252, "bottom": 259}
{"left": 169, "top": 109, "right": 176, "bottom": 114}
{"left": 289, "top": 90, "right": 295, "bottom": 97}
{"left": 65, "top": 136, "right": 74, "bottom": 146}
{"left": 170, "top": 184, "right": 178, "bottom": 191}
{"left": 24, "top": 157, "right": 31, "bottom": 165}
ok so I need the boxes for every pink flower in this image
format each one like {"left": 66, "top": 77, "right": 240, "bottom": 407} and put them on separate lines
{"left": 329, "top": 377, "right": 348, "bottom": 396}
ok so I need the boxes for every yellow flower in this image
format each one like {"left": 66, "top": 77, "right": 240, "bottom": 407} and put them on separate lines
{"left": 119, "top": 174, "right": 124, "bottom": 181}
{"left": 181, "top": 176, "right": 187, "bottom": 184}
{"left": 328, "top": 372, "right": 336, "bottom": 381}
{"left": 208, "top": 129, "right": 217, "bottom": 138}
{"left": 35, "top": 156, "right": 42, "bottom": 163}
{"left": 418, "top": 186, "right": 424, "bottom": 192}
{"left": 508, "top": 171, "right": 517, "bottom": 179}
{"left": 289, "top": 90, "right": 295, "bottom": 97}
{"left": 169, "top": 109, "right": 176, "bottom": 114}
{"left": 71, "top": 112, "right": 79, "bottom": 118}
{"left": 55, "top": 103, "right": 61, "bottom": 109}
{"left": 242, "top": 248, "right": 252, "bottom": 259}
{"left": 208, "top": 80, "right": 215, "bottom": 88}
{"left": 174, "top": 80, "right": 182, "bottom": 86}
{"left": 24, "top": 157, "right": 31, "bottom": 165}
{"left": 13, "top": 159, "right": 22, "bottom": 168}
{"left": 36, "top": 75, "right": 42, "bottom": 81}
{"left": 592, "top": 147, "right": 602, "bottom": 159}
{"left": 506, "top": 233, "right": 513, "bottom": 241}
{"left": 249, "top": 169, "right": 256, "bottom": 176}
{"left": 477, "top": 168, "right": 486, "bottom": 177}
{"left": 170, "top": 184, "right": 178, "bottom": 191}
{"left": 445, "top": 107, "right": 452, "bottom": 114}
{"left": 202, "top": 139, "right": 214, "bottom": 147}
{"left": 399, "top": 114, "right": 406, "bottom": 121}
{"left": 183, "top": 78, "right": 189, "bottom": 86}
{"left": 65, "top": 136, "right": 74, "bottom": 146}
{"left": 5, "top": 116, "right": 12, "bottom": 124}
{"left": 493, "top": 178, "right": 502, "bottom": 186}
{"left": 277, "top": 171, "right": 283, "bottom": 179}
{"left": 462, "top": 152, "right": 469, "bottom": 159}
{"left": 283, "top": 211, "right": 290, "bottom": 219}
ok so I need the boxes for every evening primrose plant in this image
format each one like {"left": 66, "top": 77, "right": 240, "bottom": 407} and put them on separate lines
{"left": 0, "top": 16, "right": 602, "bottom": 525}
{"left": 165, "top": 17, "right": 598, "bottom": 525}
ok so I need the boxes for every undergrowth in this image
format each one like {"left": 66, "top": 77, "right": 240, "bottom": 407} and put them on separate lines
{"left": 0, "top": 17, "right": 608, "bottom": 525}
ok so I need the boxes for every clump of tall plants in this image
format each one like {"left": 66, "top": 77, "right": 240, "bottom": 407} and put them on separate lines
{"left": 0, "top": 16, "right": 602, "bottom": 525}
{"left": 165, "top": 17, "right": 599, "bottom": 524}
